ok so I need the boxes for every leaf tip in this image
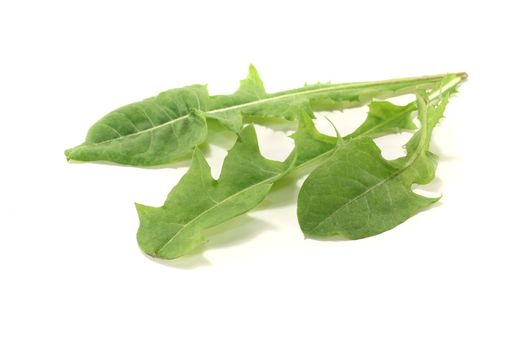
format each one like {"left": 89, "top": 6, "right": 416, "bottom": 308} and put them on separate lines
{"left": 247, "top": 64, "right": 261, "bottom": 79}
{"left": 458, "top": 72, "right": 468, "bottom": 80}
{"left": 64, "top": 147, "right": 77, "bottom": 161}
{"left": 134, "top": 202, "right": 151, "bottom": 220}
{"left": 432, "top": 192, "right": 443, "bottom": 203}
{"left": 323, "top": 116, "right": 343, "bottom": 145}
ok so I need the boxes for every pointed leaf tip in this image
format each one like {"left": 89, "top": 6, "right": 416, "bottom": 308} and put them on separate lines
{"left": 323, "top": 116, "right": 343, "bottom": 144}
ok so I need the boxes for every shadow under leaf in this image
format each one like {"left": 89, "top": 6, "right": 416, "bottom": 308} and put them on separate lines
{"left": 257, "top": 175, "right": 301, "bottom": 210}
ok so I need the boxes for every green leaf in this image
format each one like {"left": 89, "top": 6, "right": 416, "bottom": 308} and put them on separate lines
{"left": 66, "top": 66, "right": 456, "bottom": 166}
{"left": 348, "top": 100, "right": 416, "bottom": 139}
{"left": 66, "top": 106, "right": 208, "bottom": 166}
{"left": 136, "top": 124, "right": 290, "bottom": 259}
{"left": 297, "top": 91, "right": 449, "bottom": 239}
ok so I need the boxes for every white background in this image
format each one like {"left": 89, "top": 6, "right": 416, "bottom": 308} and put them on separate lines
{"left": 1, "top": 1, "right": 524, "bottom": 349}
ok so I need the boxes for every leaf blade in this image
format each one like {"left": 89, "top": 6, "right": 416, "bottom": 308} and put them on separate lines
{"left": 136, "top": 124, "right": 288, "bottom": 259}
{"left": 297, "top": 91, "right": 449, "bottom": 239}
{"left": 66, "top": 67, "right": 458, "bottom": 166}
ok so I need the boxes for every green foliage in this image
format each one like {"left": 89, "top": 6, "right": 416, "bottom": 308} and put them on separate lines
{"left": 65, "top": 67, "right": 466, "bottom": 260}
{"left": 65, "top": 66, "right": 450, "bottom": 166}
